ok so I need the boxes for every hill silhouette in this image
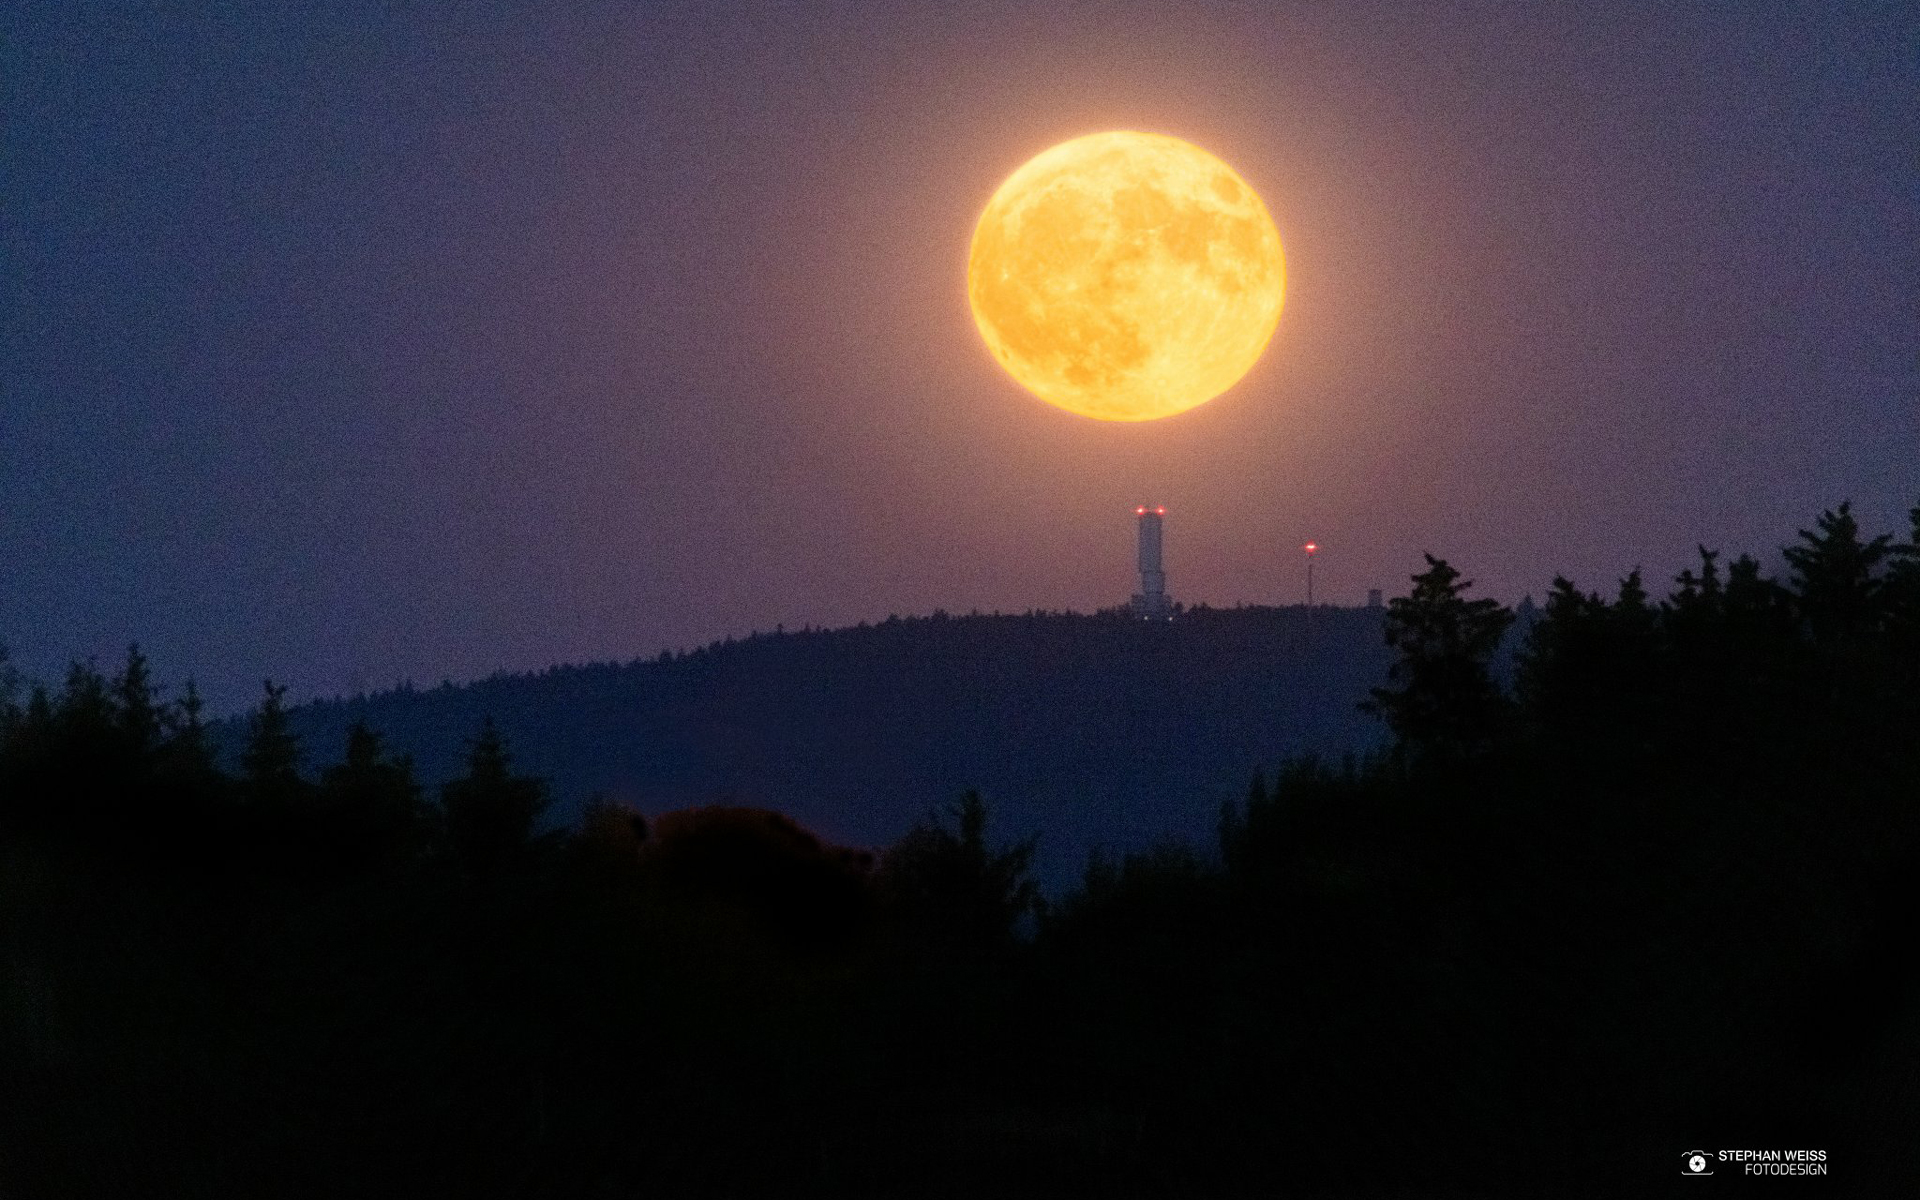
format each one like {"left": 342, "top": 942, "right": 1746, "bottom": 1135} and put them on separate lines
{"left": 240, "top": 604, "right": 1401, "bottom": 885}
{"left": 5, "top": 501, "right": 1917, "bottom": 1195}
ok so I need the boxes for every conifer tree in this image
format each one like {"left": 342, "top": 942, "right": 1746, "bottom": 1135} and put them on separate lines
{"left": 319, "top": 721, "right": 429, "bottom": 870}
{"left": 1722, "top": 553, "right": 1794, "bottom": 636}
{"left": 1517, "top": 571, "right": 1661, "bottom": 751}
{"left": 240, "top": 680, "right": 306, "bottom": 806}
{"left": 1218, "top": 769, "right": 1268, "bottom": 877}
{"left": 59, "top": 661, "right": 114, "bottom": 742}
{"left": 1881, "top": 505, "right": 1920, "bottom": 643}
{"left": 1670, "top": 546, "right": 1723, "bottom": 615}
{"left": 875, "top": 789, "right": 1038, "bottom": 956}
{"left": 145, "top": 676, "right": 225, "bottom": 839}
{"left": 1783, "top": 501, "right": 1891, "bottom": 641}
{"left": 22, "top": 686, "right": 54, "bottom": 743}
{"left": 169, "top": 679, "right": 213, "bottom": 770}
{"left": 114, "top": 643, "right": 162, "bottom": 757}
{"left": 440, "top": 718, "right": 549, "bottom": 876}
{"left": 1362, "top": 555, "right": 1514, "bottom": 759}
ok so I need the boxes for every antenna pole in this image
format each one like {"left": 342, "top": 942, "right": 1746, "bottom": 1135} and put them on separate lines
{"left": 1301, "top": 541, "right": 1320, "bottom": 644}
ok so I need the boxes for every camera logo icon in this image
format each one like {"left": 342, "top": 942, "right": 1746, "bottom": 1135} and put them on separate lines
{"left": 1682, "top": 1151, "right": 1714, "bottom": 1176}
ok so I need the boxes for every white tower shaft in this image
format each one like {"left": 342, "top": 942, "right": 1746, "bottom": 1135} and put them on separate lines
{"left": 1131, "top": 508, "right": 1171, "bottom": 619}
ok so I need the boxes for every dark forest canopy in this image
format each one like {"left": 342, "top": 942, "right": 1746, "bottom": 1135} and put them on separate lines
{"left": 2, "top": 501, "right": 1919, "bottom": 1197}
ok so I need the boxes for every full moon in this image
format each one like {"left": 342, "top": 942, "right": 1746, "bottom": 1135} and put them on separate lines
{"left": 967, "top": 131, "right": 1286, "bottom": 422}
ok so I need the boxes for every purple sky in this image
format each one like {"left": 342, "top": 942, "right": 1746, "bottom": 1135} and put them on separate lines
{"left": 6, "top": 1, "right": 1916, "bottom": 714}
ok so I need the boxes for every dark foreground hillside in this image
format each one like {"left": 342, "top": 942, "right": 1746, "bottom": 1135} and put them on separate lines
{"left": 262, "top": 604, "right": 1397, "bottom": 885}
{"left": 4, "top": 503, "right": 1918, "bottom": 1197}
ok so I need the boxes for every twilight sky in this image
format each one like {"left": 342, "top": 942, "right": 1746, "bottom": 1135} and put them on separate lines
{"left": 6, "top": 1, "right": 1916, "bottom": 713}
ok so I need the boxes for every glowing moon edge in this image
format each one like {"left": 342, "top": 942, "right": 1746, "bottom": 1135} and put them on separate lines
{"left": 966, "top": 131, "right": 1286, "bottom": 422}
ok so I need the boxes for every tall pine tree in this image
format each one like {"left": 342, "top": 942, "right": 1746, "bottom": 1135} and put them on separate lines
{"left": 240, "top": 680, "right": 307, "bottom": 809}
{"left": 1363, "top": 555, "right": 1515, "bottom": 760}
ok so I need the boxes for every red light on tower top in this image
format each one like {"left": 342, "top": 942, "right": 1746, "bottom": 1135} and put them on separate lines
{"left": 1303, "top": 541, "right": 1318, "bottom": 555}
{"left": 1135, "top": 506, "right": 1147, "bottom": 515}
{"left": 1155, "top": 506, "right": 1166, "bottom": 516}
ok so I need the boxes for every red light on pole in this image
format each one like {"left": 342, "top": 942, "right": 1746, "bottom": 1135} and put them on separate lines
{"left": 1303, "top": 541, "right": 1319, "bottom": 606}
{"left": 1135, "top": 506, "right": 1147, "bottom": 515}
{"left": 1155, "top": 506, "right": 1166, "bottom": 516}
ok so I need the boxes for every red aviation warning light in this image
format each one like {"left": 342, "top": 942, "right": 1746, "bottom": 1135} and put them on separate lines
{"left": 1303, "top": 541, "right": 1318, "bottom": 555}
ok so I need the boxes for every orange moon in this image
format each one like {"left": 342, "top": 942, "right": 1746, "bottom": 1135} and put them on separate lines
{"left": 967, "top": 131, "right": 1286, "bottom": 422}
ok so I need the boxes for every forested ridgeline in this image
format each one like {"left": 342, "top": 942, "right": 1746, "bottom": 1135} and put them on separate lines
{"left": 233, "top": 603, "right": 1398, "bottom": 888}
{"left": 2, "top": 501, "right": 1918, "bottom": 1198}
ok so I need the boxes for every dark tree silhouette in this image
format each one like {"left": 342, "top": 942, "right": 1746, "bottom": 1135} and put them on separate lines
{"left": 57, "top": 661, "right": 115, "bottom": 744}
{"left": 1888, "top": 505, "right": 1920, "bottom": 665}
{"left": 1891, "top": 505, "right": 1920, "bottom": 590}
{"left": 240, "top": 679, "right": 306, "bottom": 808}
{"left": 160, "top": 677, "right": 217, "bottom": 781}
{"left": 1784, "top": 500, "right": 1892, "bottom": 641}
{"left": 112, "top": 643, "right": 162, "bottom": 758}
{"left": 440, "top": 717, "right": 550, "bottom": 876}
{"left": 1515, "top": 570, "right": 1660, "bottom": 758}
{"left": 637, "top": 805, "right": 874, "bottom": 947}
{"left": 1218, "top": 769, "right": 1269, "bottom": 877}
{"left": 2, "top": 499, "right": 1917, "bottom": 1200}
{"left": 316, "top": 721, "right": 430, "bottom": 871}
{"left": 1362, "top": 554, "right": 1515, "bottom": 758}
{"left": 1718, "top": 551, "right": 1798, "bottom": 647}
{"left": 875, "top": 789, "right": 1038, "bottom": 958}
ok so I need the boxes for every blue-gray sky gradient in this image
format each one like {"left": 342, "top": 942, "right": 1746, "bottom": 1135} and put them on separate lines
{"left": 6, "top": 1, "right": 1915, "bottom": 712}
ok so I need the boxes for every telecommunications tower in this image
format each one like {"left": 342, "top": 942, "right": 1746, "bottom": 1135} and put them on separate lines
{"left": 1130, "top": 506, "right": 1173, "bottom": 620}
